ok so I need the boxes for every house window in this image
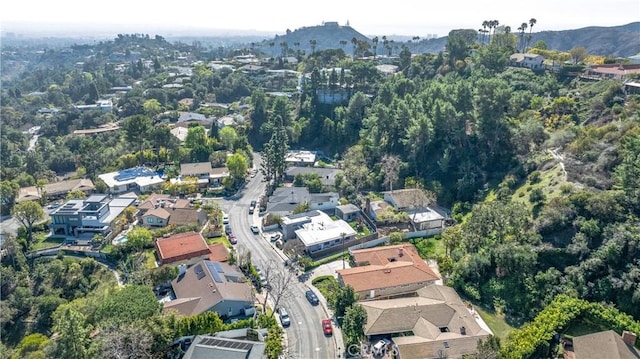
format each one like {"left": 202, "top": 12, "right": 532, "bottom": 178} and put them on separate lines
{"left": 147, "top": 217, "right": 154, "bottom": 224}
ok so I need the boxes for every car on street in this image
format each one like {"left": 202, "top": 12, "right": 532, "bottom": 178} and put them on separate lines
{"left": 322, "top": 319, "right": 332, "bottom": 336}
{"left": 222, "top": 212, "right": 229, "bottom": 224}
{"left": 250, "top": 225, "right": 260, "bottom": 234}
{"left": 305, "top": 290, "right": 319, "bottom": 305}
{"left": 278, "top": 307, "right": 291, "bottom": 327}
{"left": 249, "top": 200, "right": 257, "bottom": 214}
{"left": 224, "top": 224, "right": 231, "bottom": 235}
{"left": 228, "top": 233, "right": 237, "bottom": 244}
{"left": 269, "top": 233, "right": 282, "bottom": 242}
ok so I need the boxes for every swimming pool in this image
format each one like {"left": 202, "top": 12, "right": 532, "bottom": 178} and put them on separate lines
{"left": 114, "top": 235, "right": 128, "bottom": 244}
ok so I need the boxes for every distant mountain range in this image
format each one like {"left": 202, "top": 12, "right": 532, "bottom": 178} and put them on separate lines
{"left": 266, "top": 21, "right": 640, "bottom": 58}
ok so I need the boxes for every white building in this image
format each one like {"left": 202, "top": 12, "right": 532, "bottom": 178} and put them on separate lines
{"left": 509, "top": 53, "right": 545, "bottom": 70}
{"left": 291, "top": 210, "right": 357, "bottom": 254}
{"left": 98, "top": 166, "right": 165, "bottom": 194}
{"left": 285, "top": 150, "right": 317, "bottom": 167}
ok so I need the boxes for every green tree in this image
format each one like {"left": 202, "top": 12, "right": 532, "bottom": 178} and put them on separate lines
{"left": 342, "top": 304, "right": 367, "bottom": 350}
{"left": 142, "top": 98, "right": 162, "bottom": 118}
{"left": 219, "top": 126, "right": 239, "bottom": 150}
{"left": 122, "top": 115, "right": 152, "bottom": 165}
{"left": 185, "top": 125, "right": 213, "bottom": 162}
{"left": 261, "top": 126, "right": 288, "bottom": 186}
{"left": 333, "top": 285, "right": 357, "bottom": 319}
{"left": 569, "top": 46, "right": 588, "bottom": 64}
{"left": 11, "top": 201, "right": 45, "bottom": 242}
{"left": 226, "top": 152, "right": 249, "bottom": 186}
{"left": 94, "top": 285, "right": 162, "bottom": 325}
{"left": 52, "top": 305, "right": 92, "bottom": 359}
{"left": 124, "top": 227, "right": 152, "bottom": 252}
{"left": 0, "top": 180, "right": 19, "bottom": 214}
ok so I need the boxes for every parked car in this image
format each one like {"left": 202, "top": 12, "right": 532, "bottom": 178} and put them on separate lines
{"left": 305, "top": 290, "right": 319, "bottom": 305}
{"left": 222, "top": 212, "right": 229, "bottom": 224}
{"left": 228, "top": 233, "right": 237, "bottom": 244}
{"left": 270, "top": 233, "right": 282, "bottom": 242}
{"left": 372, "top": 339, "right": 392, "bottom": 355}
{"left": 322, "top": 319, "right": 332, "bottom": 336}
{"left": 224, "top": 224, "right": 232, "bottom": 235}
{"left": 250, "top": 225, "right": 260, "bottom": 234}
{"left": 278, "top": 307, "right": 291, "bottom": 327}
{"left": 249, "top": 200, "right": 257, "bottom": 214}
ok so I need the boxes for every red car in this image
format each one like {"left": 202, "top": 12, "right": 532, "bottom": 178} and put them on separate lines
{"left": 228, "top": 233, "right": 237, "bottom": 244}
{"left": 322, "top": 319, "right": 333, "bottom": 336}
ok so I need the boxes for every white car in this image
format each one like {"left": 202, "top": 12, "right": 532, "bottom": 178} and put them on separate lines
{"left": 222, "top": 212, "right": 229, "bottom": 224}
{"left": 250, "top": 225, "right": 260, "bottom": 234}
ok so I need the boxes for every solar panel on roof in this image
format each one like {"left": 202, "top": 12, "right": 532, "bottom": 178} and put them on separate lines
{"left": 213, "top": 262, "right": 224, "bottom": 273}
{"left": 210, "top": 269, "right": 223, "bottom": 283}
{"left": 198, "top": 337, "right": 253, "bottom": 351}
{"left": 194, "top": 264, "right": 206, "bottom": 280}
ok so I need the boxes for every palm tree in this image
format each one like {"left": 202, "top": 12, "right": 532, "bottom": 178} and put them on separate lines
{"left": 351, "top": 37, "right": 358, "bottom": 59}
{"left": 339, "top": 40, "right": 347, "bottom": 55}
{"left": 309, "top": 39, "right": 317, "bottom": 55}
{"left": 526, "top": 18, "right": 537, "bottom": 52}
{"left": 294, "top": 41, "right": 300, "bottom": 59}
{"left": 372, "top": 36, "right": 379, "bottom": 59}
{"left": 481, "top": 20, "right": 489, "bottom": 44}
{"left": 412, "top": 36, "right": 420, "bottom": 53}
{"left": 518, "top": 23, "right": 528, "bottom": 53}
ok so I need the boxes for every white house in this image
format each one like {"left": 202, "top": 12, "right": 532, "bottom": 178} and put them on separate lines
{"left": 290, "top": 210, "right": 357, "bottom": 254}
{"left": 509, "top": 53, "right": 545, "bottom": 70}
{"left": 98, "top": 166, "right": 165, "bottom": 194}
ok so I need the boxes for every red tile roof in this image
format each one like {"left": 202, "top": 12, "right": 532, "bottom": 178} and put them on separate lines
{"left": 208, "top": 243, "right": 229, "bottom": 262}
{"left": 338, "top": 244, "right": 440, "bottom": 293}
{"left": 155, "top": 231, "right": 210, "bottom": 264}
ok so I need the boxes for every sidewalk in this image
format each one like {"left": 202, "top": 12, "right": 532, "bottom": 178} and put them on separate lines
{"left": 305, "top": 261, "right": 348, "bottom": 358}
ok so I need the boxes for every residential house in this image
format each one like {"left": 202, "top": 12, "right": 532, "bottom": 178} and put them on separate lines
{"left": 17, "top": 178, "right": 95, "bottom": 203}
{"left": 586, "top": 64, "right": 640, "bottom": 79}
{"left": 49, "top": 194, "right": 135, "bottom": 238}
{"left": 266, "top": 187, "right": 339, "bottom": 217}
{"left": 137, "top": 194, "right": 205, "bottom": 228}
{"left": 337, "top": 243, "right": 439, "bottom": 300}
{"left": 155, "top": 232, "right": 228, "bottom": 265}
{"left": 285, "top": 150, "right": 317, "bottom": 167}
{"left": 284, "top": 166, "right": 343, "bottom": 187}
{"left": 335, "top": 203, "right": 361, "bottom": 222}
{"left": 360, "top": 285, "right": 492, "bottom": 359}
{"left": 567, "top": 330, "right": 639, "bottom": 359}
{"left": 179, "top": 162, "right": 230, "bottom": 188}
{"left": 164, "top": 260, "right": 253, "bottom": 317}
{"left": 74, "top": 99, "right": 113, "bottom": 112}
{"left": 282, "top": 210, "right": 356, "bottom": 254}
{"left": 98, "top": 166, "right": 164, "bottom": 194}
{"left": 509, "top": 53, "right": 545, "bottom": 70}
{"left": 371, "top": 189, "right": 445, "bottom": 232}
{"left": 170, "top": 126, "right": 189, "bottom": 142}
{"left": 182, "top": 332, "right": 266, "bottom": 359}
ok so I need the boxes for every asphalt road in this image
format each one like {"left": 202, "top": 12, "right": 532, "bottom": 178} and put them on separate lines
{"left": 218, "top": 153, "right": 335, "bottom": 359}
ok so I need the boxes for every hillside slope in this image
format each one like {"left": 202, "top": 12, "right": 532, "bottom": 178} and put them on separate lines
{"left": 265, "top": 22, "right": 371, "bottom": 55}
{"left": 530, "top": 22, "right": 640, "bottom": 57}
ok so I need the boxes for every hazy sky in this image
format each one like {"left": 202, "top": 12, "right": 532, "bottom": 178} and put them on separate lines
{"left": 2, "top": 0, "right": 639, "bottom": 37}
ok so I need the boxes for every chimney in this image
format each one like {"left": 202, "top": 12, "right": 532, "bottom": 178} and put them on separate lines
{"left": 460, "top": 326, "right": 466, "bottom": 335}
{"left": 398, "top": 247, "right": 404, "bottom": 257}
{"left": 622, "top": 331, "right": 637, "bottom": 347}
{"left": 178, "top": 264, "right": 187, "bottom": 276}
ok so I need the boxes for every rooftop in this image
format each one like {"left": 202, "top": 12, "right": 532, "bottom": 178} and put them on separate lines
{"left": 338, "top": 244, "right": 440, "bottom": 292}
{"left": 156, "top": 232, "right": 210, "bottom": 263}
{"left": 294, "top": 210, "right": 356, "bottom": 247}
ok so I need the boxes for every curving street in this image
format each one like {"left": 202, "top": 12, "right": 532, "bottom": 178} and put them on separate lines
{"left": 218, "top": 153, "right": 336, "bottom": 359}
